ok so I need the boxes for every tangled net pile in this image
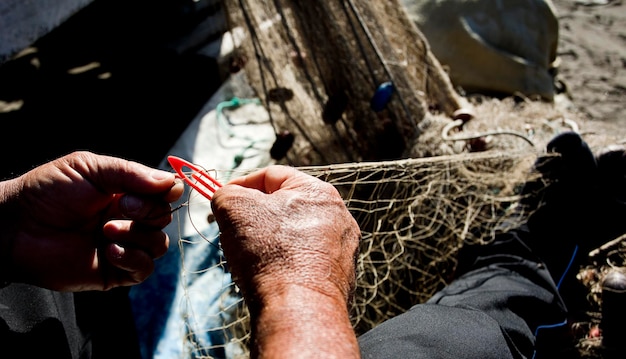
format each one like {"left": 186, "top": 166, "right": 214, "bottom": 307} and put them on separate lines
{"left": 177, "top": 149, "right": 543, "bottom": 358}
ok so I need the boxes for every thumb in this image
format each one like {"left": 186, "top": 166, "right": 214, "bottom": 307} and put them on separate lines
{"left": 69, "top": 152, "right": 178, "bottom": 196}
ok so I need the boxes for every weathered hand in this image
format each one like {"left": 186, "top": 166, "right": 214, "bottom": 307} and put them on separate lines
{"left": 211, "top": 165, "right": 361, "bottom": 358}
{"left": 211, "top": 165, "right": 360, "bottom": 303}
{"left": 0, "top": 151, "right": 184, "bottom": 291}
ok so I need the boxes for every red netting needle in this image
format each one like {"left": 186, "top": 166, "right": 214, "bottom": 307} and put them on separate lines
{"left": 167, "top": 155, "right": 222, "bottom": 200}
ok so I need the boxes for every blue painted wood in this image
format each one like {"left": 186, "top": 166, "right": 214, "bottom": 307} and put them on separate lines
{"left": 0, "top": 0, "right": 94, "bottom": 63}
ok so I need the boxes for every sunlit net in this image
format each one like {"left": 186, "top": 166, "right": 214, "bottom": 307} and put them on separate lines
{"left": 175, "top": 149, "right": 542, "bottom": 358}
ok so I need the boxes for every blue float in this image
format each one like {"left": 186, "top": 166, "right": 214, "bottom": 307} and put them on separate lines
{"left": 370, "top": 81, "right": 394, "bottom": 112}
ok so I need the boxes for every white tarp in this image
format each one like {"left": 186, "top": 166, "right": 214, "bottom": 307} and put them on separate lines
{"left": 401, "top": 0, "right": 559, "bottom": 100}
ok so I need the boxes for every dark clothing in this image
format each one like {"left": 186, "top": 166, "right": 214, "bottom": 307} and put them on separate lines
{"left": 0, "top": 285, "right": 141, "bottom": 359}
{"left": 359, "top": 229, "right": 570, "bottom": 359}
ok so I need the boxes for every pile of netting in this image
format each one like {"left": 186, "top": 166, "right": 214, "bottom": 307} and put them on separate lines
{"left": 221, "top": 0, "right": 465, "bottom": 166}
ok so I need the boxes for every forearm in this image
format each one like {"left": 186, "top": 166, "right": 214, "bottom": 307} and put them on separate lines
{"left": 249, "top": 284, "right": 360, "bottom": 359}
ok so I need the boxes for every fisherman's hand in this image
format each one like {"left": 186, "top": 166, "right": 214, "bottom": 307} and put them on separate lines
{"left": 211, "top": 165, "right": 361, "bottom": 358}
{"left": 212, "top": 165, "right": 360, "bottom": 304}
{"left": 0, "top": 151, "right": 184, "bottom": 291}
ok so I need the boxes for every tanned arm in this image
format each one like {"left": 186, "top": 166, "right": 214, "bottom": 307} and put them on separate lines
{"left": 211, "top": 165, "right": 361, "bottom": 358}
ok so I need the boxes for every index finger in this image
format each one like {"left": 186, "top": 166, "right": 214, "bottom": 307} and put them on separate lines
{"left": 228, "top": 165, "right": 301, "bottom": 194}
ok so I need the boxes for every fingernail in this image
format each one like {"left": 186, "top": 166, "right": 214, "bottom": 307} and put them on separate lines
{"left": 151, "top": 169, "right": 172, "bottom": 181}
{"left": 121, "top": 195, "right": 143, "bottom": 215}
{"left": 109, "top": 243, "right": 125, "bottom": 260}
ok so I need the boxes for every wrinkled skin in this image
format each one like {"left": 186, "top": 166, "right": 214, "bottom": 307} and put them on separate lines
{"left": 0, "top": 151, "right": 184, "bottom": 292}
{"left": 212, "top": 165, "right": 361, "bottom": 359}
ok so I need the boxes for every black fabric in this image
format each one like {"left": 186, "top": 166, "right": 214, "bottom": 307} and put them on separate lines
{"left": 0, "top": 284, "right": 87, "bottom": 358}
{"left": 359, "top": 304, "right": 520, "bottom": 359}
{"left": 358, "top": 229, "right": 567, "bottom": 359}
{"left": 0, "top": 284, "right": 141, "bottom": 359}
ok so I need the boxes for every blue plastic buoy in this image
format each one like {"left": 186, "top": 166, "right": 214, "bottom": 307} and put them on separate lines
{"left": 370, "top": 81, "right": 394, "bottom": 112}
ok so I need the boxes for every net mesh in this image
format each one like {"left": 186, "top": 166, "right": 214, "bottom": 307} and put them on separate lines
{"left": 175, "top": 149, "right": 543, "bottom": 358}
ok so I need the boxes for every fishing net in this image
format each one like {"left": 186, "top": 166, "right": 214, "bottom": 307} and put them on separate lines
{"left": 173, "top": 149, "right": 545, "bottom": 358}
{"left": 221, "top": 0, "right": 466, "bottom": 165}
{"left": 164, "top": 0, "right": 621, "bottom": 358}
